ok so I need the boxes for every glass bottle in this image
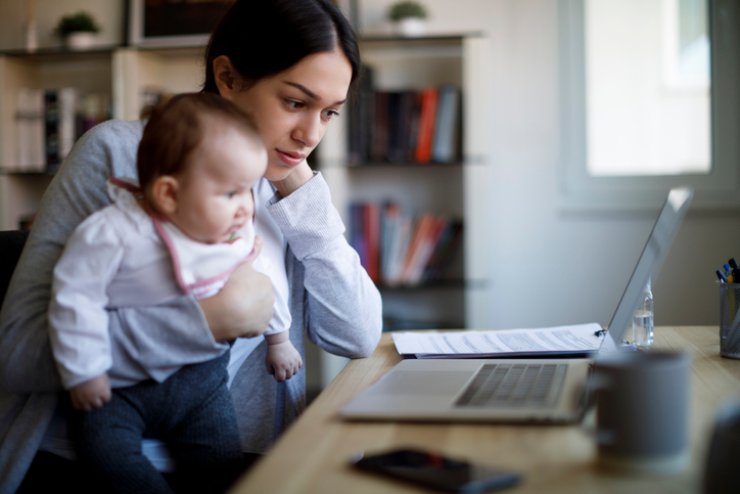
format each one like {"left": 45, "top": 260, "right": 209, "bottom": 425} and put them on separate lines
{"left": 632, "top": 278, "right": 654, "bottom": 348}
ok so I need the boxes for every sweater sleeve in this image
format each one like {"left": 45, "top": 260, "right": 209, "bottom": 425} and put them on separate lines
{"left": 0, "top": 120, "right": 209, "bottom": 393}
{"left": 268, "top": 172, "right": 382, "bottom": 358}
{"left": 49, "top": 214, "right": 122, "bottom": 389}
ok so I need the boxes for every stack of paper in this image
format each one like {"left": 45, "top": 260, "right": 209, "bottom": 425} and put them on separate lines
{"left": 391, "top": 323, "right": 605, "bottom": 358}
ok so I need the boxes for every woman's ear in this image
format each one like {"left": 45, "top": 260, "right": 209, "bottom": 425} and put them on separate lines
{"left": 213, "top": 55, "right": 238, "bottom": 99}
{"left": 150, "top": 176, "right": 179, "bottom": 215}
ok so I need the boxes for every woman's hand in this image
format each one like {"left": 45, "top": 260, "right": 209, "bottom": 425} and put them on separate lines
{"left": 270, "top": 160, "right": 314, "bottom": 197}
{"left": 198, "top": 250, "right": 275, "bottom": 341}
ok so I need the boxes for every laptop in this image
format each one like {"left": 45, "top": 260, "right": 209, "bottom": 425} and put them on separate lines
{"left": 340, "top": 187, "right": 694, "bottom": 423}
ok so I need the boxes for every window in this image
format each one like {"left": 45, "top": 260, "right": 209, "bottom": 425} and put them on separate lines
{"left": 559, "top": 0, "right": 739, "bottom": 210}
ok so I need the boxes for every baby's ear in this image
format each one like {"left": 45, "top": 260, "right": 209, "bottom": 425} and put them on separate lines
{"left": 150, "top": 175, "right": 179, "bottom": 214}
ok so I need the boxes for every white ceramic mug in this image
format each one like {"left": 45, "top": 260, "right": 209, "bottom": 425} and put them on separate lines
{"left": 592, "top": 350, "right": 692, "bottom": 475}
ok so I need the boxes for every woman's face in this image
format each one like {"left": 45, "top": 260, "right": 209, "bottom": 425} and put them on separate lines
{"left": 223, "top": 47, "right": 353, "bottom": 182}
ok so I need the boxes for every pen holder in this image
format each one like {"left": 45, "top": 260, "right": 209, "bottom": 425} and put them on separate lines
{"left": 719, "top": 283, "right": 740, "bottom": 359}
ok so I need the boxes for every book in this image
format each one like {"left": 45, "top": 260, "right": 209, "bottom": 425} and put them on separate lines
{"left": 423, "top": 220, "right": 463, "bottom": 282}
{"left": 364, "top": 202, "right": 381, "bottom": 282}
{"left": 380, "top": 202, "right": 401, "bottom": 282}
{"left": 370, "top": 91, "right": 389, "bottom": 162}
{"left": 414, "top": 88, "right": 439, "bottom": 163}
{"left": 400, "top": 214, "right": 437, "bottom": 283}
{"left": 14, "top": 88, "right": 45, "bottom": 172}
{"left": 391, "top": 323, "right": 605, "bottom": 358}
{"left": 385, "top": 91, "right": 403, "bottom": 163}
{"left": 384, "top": 209, "right": 412, "bottom": 286}
{"left": 431, "top": 84, "right": 461, "bottom": 163}
{"left": 44, "top": 87, "right": 78, "bottom": 170}
{"left": 349, "top": 202, "right": 367, "bottom": 270}
{"left": 348, "top": 64, "right": 375, "bottom": 164}
{"left": 404, "top": 215, "right": 448, "bottom": 284}
{"left": 351, "top": 203, "right": 460, "bottom": 287}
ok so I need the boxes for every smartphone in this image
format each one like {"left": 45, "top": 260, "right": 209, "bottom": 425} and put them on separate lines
{"left": 350, "top": 448, "right": 522, "bottom": 493}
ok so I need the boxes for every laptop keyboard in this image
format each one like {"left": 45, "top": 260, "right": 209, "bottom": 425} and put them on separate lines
{"left": 455, "top": 363, "right": 567, "bottom": 408}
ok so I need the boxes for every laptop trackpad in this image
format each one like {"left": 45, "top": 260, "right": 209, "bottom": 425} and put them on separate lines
{"left": 378, "top": 370, "right": 472, "bottom": 396}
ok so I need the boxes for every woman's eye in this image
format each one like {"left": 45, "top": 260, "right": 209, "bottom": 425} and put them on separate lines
{"left": 322, "top": 109, "right": 341, "bottom": 121}
{"left": 285, "top": 99, "right": 304, "bottom": 110}
{"left": 225, "top": 191, "right": 237, "bottom": 199}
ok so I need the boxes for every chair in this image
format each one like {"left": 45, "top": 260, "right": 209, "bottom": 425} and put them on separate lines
{"left": 0, "top": 229, "right": 29, "bottom": 306}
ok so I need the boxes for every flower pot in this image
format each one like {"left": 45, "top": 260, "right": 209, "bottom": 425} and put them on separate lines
{"left": 393, "top": 18, "right": 426, "bottom": 37}
{"left": 64, "top": 32, "right": 96, "bottom": 50}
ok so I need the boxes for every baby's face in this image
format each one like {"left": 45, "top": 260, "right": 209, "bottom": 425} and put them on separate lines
{"left": 171, "top": 124, "right": 267, "bottom": 244}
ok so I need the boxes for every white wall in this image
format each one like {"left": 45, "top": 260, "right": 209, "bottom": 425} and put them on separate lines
{"left": 362, "top": 0, "right": 740, "bottom": 329}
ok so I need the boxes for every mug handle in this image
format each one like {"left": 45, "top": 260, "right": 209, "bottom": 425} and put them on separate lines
{"left": 579, "top": 373, "right": 616, "bottom": 446}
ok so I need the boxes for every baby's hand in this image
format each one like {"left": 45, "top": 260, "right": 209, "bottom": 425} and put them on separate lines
{"left": 69, "top": 374, "right": 112, "bottom": 412}
{"left": 265, "top": 340, "right": 304, "bottom": 382}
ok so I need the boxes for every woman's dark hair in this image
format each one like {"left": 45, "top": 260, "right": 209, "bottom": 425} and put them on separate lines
{"left": 203, "top": 0, "right": 360, "bottom": 93}
{"left": 137, "top": 92, "right": 260, "bottom": 192}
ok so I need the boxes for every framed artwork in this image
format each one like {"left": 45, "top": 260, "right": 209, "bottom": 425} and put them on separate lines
{"left": 127, "top": 0, "right": 235, "bottom": 47}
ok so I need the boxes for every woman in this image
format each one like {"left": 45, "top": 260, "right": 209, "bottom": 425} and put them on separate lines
{"left": 0, "top": 0, "right": 382, "bottom": 491}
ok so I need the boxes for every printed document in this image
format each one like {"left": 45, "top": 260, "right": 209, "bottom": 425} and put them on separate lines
{"left": 391, "top": 323, "right": 605, "bottom": 358}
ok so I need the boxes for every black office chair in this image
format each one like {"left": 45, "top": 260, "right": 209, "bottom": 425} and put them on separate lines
{"left": 0, "top": 229, "right": 29, "bottom": 306}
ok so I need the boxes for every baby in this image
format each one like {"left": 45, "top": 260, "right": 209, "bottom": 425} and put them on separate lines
{"left": 49, "top": 92, "right": 300, "bottom": 491}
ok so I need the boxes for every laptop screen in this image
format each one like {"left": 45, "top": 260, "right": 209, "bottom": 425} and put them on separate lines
{"left": 603, "top": 187, "right": 694, "bottom": 349}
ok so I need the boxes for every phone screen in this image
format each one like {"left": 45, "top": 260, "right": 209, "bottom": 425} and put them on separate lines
{"left": 351, "top": 448, "right": 522, "bottom": 493}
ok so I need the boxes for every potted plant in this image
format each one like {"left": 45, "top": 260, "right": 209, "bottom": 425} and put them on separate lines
{"left": 54, "top": 11, "right": 100, "bottom": 50}
{"left": 387, "top": 1, "right": 428, "bottom": 37}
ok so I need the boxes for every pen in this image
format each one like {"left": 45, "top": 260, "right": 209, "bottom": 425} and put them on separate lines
{"left": 729, "top": 258, "right": 740, "bottom": 284}
{"left": 723, "top": 263, "right": 734, "bottom": 283}
{"left": 717, "top": 269, "right": 727, "bottom": 284}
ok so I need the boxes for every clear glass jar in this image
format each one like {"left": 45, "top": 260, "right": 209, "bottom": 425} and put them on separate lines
{"left": 632, "top": 278, "right": 654, "bottom": 348}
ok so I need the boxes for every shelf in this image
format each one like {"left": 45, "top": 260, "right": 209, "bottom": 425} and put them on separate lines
{"left": 319, "top": 34, "right": 491, "bottom": 330}
{"left": 360, "top": 33, "right": 484, "bottom": 45}
{"left": 0, "top": 46, "right": 120, "bottom": 61}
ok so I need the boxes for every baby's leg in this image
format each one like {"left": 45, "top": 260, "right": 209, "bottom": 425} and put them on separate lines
{"left": 164, "top": 354, "right": 245, "bottom": 494}
{"left": 73, "top": 389, "right": 173, "bottom": 494}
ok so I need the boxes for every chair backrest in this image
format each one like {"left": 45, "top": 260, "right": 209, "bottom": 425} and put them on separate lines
{"left": 0, "top": 230, "right": 29, "bottom": 306}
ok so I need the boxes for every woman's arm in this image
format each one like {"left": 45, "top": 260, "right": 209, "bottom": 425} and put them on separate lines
{"left": 0, "top": 122, "right": 134, "bottom": 392}
{"left": 269, "top": 171, "right": 382, "bottom": 358}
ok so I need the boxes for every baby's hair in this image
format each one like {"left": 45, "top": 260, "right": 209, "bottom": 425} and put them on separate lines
{"left": 137, "top": 92, "right": 260, "bottom": 191}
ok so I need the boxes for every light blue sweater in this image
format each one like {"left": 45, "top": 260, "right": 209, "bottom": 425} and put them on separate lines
{"left": 0, "top": 120, "right": 382, "bottom": 493}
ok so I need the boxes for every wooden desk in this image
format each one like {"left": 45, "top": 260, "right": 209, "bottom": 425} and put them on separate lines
{"left": 230, "top": 327, "right": 740, "bottom": 493}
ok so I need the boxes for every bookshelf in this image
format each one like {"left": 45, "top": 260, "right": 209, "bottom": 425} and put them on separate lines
{"left": 318, "top": 34, "right": 492, "bottom": 331}
{"left": 0, "top": 45, "right": 205, "bottom": 230}
{"left": 0, "top": 35, "right": 492, "bottom": 391}
{"left": 0, "top": 47, "right": 114, "bottom": 229}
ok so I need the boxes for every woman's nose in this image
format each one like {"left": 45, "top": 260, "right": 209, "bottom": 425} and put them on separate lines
{"left": 292, "top": 114, "right": 322, "bottom": 148}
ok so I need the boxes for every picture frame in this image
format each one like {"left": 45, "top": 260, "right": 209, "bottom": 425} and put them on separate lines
{"left": 127, "top": 0, "right": 235, "bottom": 48}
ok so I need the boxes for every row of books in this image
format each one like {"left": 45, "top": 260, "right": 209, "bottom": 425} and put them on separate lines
{"left": 12, "top": 88, "right": 110, "bottom": 173}
{"left": 348, "top": 80, "right": 462, "bottom": 165}
{"left": 349, "top": 201, "right": 463, "bottom": 287}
